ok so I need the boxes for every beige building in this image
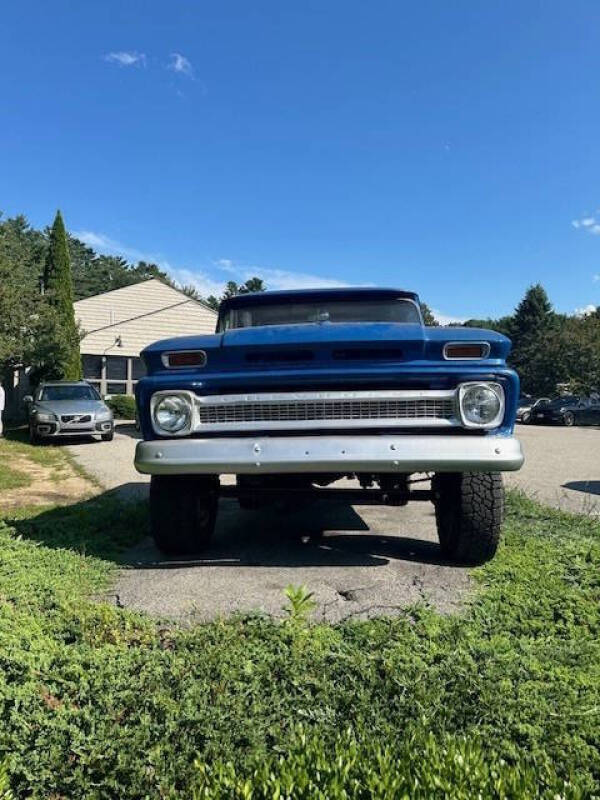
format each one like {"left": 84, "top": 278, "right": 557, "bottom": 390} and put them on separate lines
{"left": 75, "top": 278, "right": 217, "bottom": 396}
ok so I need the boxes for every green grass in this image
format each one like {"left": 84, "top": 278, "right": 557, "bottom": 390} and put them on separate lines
{"left": 0, "top": 427, "right": 102, "bottom": 489}
{"left": 0, "top": 441, "right": 597, "bottom": 797}
{"left": 0, "top": 429, "right": 65, "bottom": 468}
{"left": 0, "top": 462, "right": 31, "bottom": 491}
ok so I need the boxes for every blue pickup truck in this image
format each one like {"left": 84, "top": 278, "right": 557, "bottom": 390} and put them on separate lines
{"left": 135, "top": 287, "right": 523, "bottom": 564}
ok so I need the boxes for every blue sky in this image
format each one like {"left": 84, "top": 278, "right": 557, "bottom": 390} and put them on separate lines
{"left": 2, "top": 1, "right": 599, "bottom": 322}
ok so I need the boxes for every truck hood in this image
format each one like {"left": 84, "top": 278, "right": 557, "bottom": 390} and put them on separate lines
{"left": 142, "top": 323, "right": 510, "bottom": 374}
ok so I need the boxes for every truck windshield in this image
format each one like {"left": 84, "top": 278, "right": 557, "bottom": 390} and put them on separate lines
{"left": 220, "top": 299, "right": 421, "bottom": 330}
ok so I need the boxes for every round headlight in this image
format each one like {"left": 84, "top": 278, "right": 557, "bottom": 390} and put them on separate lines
{"left": 459, "top": 383, "right": 504, "bottom": 428}
{"left": 153, "top": 395, "right": 192, "bottom": 433}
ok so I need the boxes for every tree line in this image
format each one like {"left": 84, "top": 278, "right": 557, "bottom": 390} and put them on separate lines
{"left": 1, "top": 211, "right": 82, "bottom": 385}
{"left": 1, "top": 211, "right": 598, "bottom": 396}
{"left": 0, "top": 212, "right": 179, "bottom": 382}
{"left": 465, "top": 284, "right": 600, "bottom": 396}
{"left": 0, "top": 211, "right": 270, "bottom": 385}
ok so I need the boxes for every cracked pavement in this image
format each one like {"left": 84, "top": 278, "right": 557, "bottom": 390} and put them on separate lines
{"left": 67, "top": 422, "right": 599, "bottom": 623}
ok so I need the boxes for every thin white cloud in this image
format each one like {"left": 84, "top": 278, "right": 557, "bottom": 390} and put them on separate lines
{"left": 575, "top": 304, "right": 597, "bottom": 317}
{"left": 72, "top": 230, "right": 162, "bottom": 266}
{"left": 167, "top": 267, "right": 225, "bottom": 299}
{"left": 104, "top": 51, "right": 146, "bottom": 67}
{"left": 431, "top": 309, "right": 468, "bottom": 326}
{"left": 71, "top": 234, "right": 473, "bottom": 321}
{"left": 593, "top": 274, "right": 600, "bottom": 282}
{"left": 73, "top": 230, "right": 224, "bottom": 299}
{"left": 168, "top": 52, "right": 194, "bottom": 77}
{"left": 572, "top": 214, "right": 600, "bottom": 235}
{"left": 214, "top": 259, "right": 353, "bottom": 290}
{"left": 216, "top": 258, "right": 472, "bottom": 321}
{"left": 239, "top": 267, "right": 351, "bottom": 291}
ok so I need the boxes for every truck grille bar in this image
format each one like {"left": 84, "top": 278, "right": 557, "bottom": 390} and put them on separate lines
{"left": 193, "top": 390, "right": 458, "bottom": 432}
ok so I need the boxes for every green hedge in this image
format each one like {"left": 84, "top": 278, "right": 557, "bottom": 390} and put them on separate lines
{"left": 0, "top": 491, "right": 598, "bottom": 798}
{"left": 105, "top": 394, "right": 137, "bottom": 419}
{"left": 193, "top": 726, "right": 577, "bottom": 799}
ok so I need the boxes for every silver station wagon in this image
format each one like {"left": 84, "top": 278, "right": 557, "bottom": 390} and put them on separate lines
{"left": 25, "top": 381, "right": 114, "bottom": 444}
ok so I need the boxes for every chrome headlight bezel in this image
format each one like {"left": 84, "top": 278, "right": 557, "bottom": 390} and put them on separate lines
{"left": 458, "top": 382, "right": 505, "bottom": 429}
{"left": 151, "top": 391, "right": 194, "bottom": 436}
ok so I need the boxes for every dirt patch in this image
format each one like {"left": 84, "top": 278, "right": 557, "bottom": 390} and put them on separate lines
{"left": 0, "top": 453, "right": 95, "bottom": 509}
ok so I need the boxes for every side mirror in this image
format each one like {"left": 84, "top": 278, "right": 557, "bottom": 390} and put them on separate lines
{"left": 23, "top": 395, "right": 33, "bottom": 405}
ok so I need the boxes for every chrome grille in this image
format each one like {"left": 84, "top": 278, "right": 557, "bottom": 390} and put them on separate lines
{"left": 61, "top": 414, "right": 92, "bottom": 424}
{"left": 194, "top": 390, "right": 458, "bottom": 431}
{"left": 199, "top": 398, "right": 454, "bottom": 424}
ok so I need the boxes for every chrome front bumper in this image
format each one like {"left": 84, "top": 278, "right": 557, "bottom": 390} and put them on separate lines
{"left": 135, "top": 434, "right": 524, "bottom": 475}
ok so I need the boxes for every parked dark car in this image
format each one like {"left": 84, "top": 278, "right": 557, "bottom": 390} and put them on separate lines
{"left": 570, "top": 396, "right": 600, "bottom": 426}
{"left": 516, "top": 395, "right": 551, "bottom": 424}
{"left": 532, "top": 395, "right": 600, "bottom": 426}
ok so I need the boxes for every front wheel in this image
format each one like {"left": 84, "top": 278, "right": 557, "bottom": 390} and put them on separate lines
{"left": 150, "top": 475, "right": 218, "bottom": 556}
{"left": 432, "top": 472, "right": 504, "bottom": 565}
{"left": 521, "top": 411, "right": 531, "bottom": 424}
{"left": 101, "top": 430, "right": 114, "bottom": 442}
{"left": 562, "top": 412, "right": 575, "bottom": 427}
{"left": 29, "top": 425, "right": 42, "bottom": 445}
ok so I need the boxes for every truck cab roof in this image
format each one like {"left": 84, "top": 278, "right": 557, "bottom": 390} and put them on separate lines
{"left": 219, "top": 287, "right": 420, "bottom": 313}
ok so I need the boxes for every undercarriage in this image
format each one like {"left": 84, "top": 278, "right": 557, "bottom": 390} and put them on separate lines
{"left": 148, "top": 468, "right": 505, "bottom": 566}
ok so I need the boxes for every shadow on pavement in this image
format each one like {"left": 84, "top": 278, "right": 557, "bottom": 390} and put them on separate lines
{"left": 563, "top": 480, "right": 600, "bottom": 496}
{"left": 7, "top": 482, "right": 453, "bottom": 569}
{"left": 114, "top": 422, "right": 141, "bottom": 439}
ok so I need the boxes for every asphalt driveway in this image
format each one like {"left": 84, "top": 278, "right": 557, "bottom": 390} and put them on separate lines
{"left": 67, "top": 422, "right": 599, "bottom": 622}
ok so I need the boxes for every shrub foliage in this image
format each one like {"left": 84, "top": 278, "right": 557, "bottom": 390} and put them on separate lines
{"left": 0, "top": 481, "right": 597, "bottom": 798}
{"left": 104, "top": 394, "right": 137, "bottom": 419}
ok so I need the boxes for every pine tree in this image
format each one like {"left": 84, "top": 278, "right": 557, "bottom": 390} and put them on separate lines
{"left": 511, "top": 284, "right": 553, "bottom": 341}
{"left": 239, "top": 277, "right": 266, "bottom": 294}
{"left": 509, "top": 284, "right": 555, "bottom": 393}
{"left": 43, "top": 211, "right": 82, "bottom": 379}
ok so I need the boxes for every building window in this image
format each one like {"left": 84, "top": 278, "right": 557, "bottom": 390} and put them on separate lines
{"left": 82, "top": 354, "right": 102, "bottom": 380}
{"left": 106, "top": 356, "right": 127, "bottom": 381}
{"left": 132, "top": 357, "right": 147, "bottom": 380}
{"left": 106, "top": 382, "right": 127, "bottom": 395}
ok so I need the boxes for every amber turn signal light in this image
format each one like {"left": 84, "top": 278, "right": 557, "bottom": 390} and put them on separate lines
{"left": 161, "top": 350, "right": 207, "bottom": 368}
{"left": 443, "top": 343, "right": 490, "bottom": 360}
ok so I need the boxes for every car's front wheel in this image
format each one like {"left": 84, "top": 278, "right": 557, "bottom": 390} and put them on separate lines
{"left": 521, "top": 410, "right": 531, "bottom": 424}
{"left": 150, "top": 475, "right": 218, "bottom": 556}
{"left": 562, "top": 411, "right": 575, "bottom": 427}
{"left": 432, "top": 472, "right": 504, "bottom": 565}
{"left": 29, "top": 425, "right": 42, "bottom": 445}
{"left": 101, "top": 430, "right": 114, "bottom": 442}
